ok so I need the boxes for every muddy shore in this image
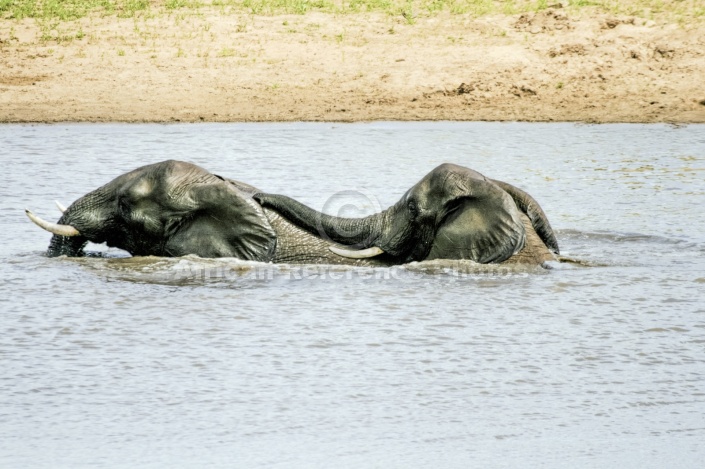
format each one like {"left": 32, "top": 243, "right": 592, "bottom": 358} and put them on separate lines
{"left": 1, "top": 8, "right": 704, "bottom": 123}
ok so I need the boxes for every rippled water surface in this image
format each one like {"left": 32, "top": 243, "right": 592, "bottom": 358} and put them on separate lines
{"left": 1, "top": 122, "right": 704, "bottom": 468}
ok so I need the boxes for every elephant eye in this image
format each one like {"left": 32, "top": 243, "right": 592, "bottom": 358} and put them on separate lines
{"left": 408, "top": 199, "right": 419, "bottom": 218}
{"left": 118, "top": 195, "right": 131, "bottom": 214}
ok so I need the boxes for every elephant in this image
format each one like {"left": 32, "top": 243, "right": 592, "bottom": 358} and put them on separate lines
{"left": 26, "top": 160, "right": 559, "bottom": 266}
{"left": 254, "top": 162, "right": 559, "bottom": 265}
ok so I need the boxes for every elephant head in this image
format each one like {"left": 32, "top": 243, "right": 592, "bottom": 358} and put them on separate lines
{"left": 27, "top": 160, "right": 276, "bottom": 259}
{"left": 254, "top": 163, "right": 558, "bottom": 264}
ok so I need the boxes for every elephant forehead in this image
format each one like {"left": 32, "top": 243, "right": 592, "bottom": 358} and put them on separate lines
{"left": 164, "top": 163, "right": 217, "bottom": 201}
{"left": 110, "top": 160, "right": 202, "bottom": 200}
{"left": 413, "top": 164, "right": 487, "bottom": 199}
{"left": 127, "top": 178, "right": 154, "bottom": 198}
{"left": 429, "top": 163, "right": 486, "bottom": 184}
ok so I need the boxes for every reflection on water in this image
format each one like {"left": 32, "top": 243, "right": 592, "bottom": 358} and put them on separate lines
{"left": 1, "top": 123, "right": 704, "bottom": 469}
{"left": 65, "top": 255, "right": 553, "bottom": 287}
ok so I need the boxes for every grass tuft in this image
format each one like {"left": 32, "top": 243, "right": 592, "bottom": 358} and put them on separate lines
{"left": 1, "top": 0, "right": 702, "bottom": 23}
{"left": 0, "top": 0, "right": 151, "bottom": 20}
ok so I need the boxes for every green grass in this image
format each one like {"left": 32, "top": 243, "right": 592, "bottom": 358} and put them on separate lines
{"left": 216, "top": 46, "right": 236, "bottom": 56}
{"left": 0, "top": 0, "right": 151, "bottom": 19}
{"left": 1, "top": 0, "right": 702, "bottom": 21}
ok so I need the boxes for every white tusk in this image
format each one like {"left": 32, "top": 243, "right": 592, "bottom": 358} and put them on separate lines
{"left": 55, "top": 200, "right": 67, "bottom": 213}
{"left": 25, "top": 209, "right": 80, "bottom": 237}
{"left": 329, "top": 245, "right": 385, "bottom": 259}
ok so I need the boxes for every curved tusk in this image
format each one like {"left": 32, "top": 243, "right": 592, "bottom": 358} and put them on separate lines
{"left": 25, "top": 209, "right": 80, "bottom": 237}
{"left": 55, "top": 200, "right": 67, "bottom": 213}
{"left": 329, "top": 245, "right": 385, "bottom": 259}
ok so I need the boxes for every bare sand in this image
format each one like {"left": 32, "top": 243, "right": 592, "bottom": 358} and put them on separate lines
{"left": 1, "top": 7, "right": 704, "bottom": 123}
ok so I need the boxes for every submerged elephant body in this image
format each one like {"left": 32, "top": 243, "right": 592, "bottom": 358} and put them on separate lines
{"left": 27, "top": 160, "right": 559, "bottom": 266}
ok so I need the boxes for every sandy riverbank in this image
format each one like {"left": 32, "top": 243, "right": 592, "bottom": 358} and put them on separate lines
{"left": 1, "top": 5, "right": 704, "bottom": 123}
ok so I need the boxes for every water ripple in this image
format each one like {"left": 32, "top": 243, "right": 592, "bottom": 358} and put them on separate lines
{"left": 1, "top": 123, "right": 705, "bottom": 469}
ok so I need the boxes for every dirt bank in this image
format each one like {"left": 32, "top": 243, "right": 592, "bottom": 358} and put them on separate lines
{"left": 1, "top": 7, "right": 704, "bottom": 123}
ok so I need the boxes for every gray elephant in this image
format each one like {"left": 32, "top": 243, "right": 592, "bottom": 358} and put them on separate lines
{"left": 26, "top": 160, "right": 558, "bottom": 265}
{"left": 255, "top": 162, "right": 559, "bottom": 265}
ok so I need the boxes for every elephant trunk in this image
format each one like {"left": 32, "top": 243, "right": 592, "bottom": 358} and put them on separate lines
{"left": 254, "top": 193, "right": 386, "bottom": 250}
{"left": 44, "top": 188, "right": 113, "bottom": 257}
{"left": 47, "top": 229, "right": 89, "bottom": 257}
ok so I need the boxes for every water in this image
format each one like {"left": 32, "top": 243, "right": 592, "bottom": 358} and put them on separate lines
{"left": 1, "top": 122, "right": 704, "bottom": 468}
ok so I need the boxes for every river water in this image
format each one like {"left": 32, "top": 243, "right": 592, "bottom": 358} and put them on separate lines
{"left": 1, "top": 122, "right": 704, "bottom": 468}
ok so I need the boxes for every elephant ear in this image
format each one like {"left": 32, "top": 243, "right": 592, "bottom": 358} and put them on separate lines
{"left": 490, "top": 179, "right": 560, "bottom": 254}
{"left": 426, "top": 167, "right": 526, "bottom": 263}
{"left": 164, "top": 180, "right": 276, "bottom": 261}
